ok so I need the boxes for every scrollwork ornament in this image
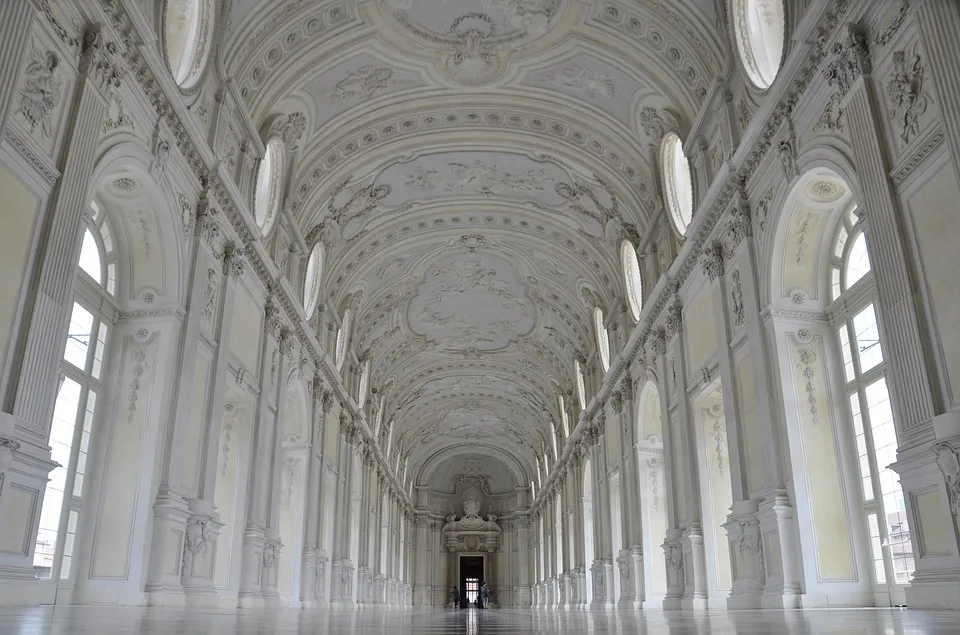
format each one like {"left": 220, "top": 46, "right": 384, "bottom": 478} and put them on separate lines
{"left": 700, "top": 242, "right": 725, "bottom": 282}
{"left": 932, "top": 441, "right": 960, "bottom": 520}
{"left": 824, "top": 24, "right": 872, "bottom": 97}
{"left": 221, "top": 242, "right": 246, "bottom": 280}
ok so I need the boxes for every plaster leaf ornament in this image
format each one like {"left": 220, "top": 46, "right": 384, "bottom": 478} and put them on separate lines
{"left": 814, "top": 91, "right": 845, "bottom": 133}
{"left": 443, "top": 28, "right": 504, "bottom": 85}
{"left": 17, "top": 45, "right": 62, "bottom": 138}
{"left": 731, "top": 269, "right": 745, "bottom": 327}
{"left": 823, "top": 25, "right": 872, "bottom": 97}
{"left": 886, "top": 49, "right": 929, "bottom": 145}
{"left": 639, "top": 107, "right": 665, "bottom": 141}
{"left": 103, "top": 96, "right": 133, "bottom": 133}
{"left": 271, "top": 111, "right": 307, "bottom": 147}
{"left": 555, "top": 176, "right": 619, "bottom": 224}
{"left": 150, "top": 132, "right": 171, "bottom": 178}
{"left": 931, "top": 441, "right": 960, "bottom": 520}
{"left": 795, "top": 347, "right": 819, "bottom": 426}
{"left": 201, "top": 268, "right": 219, "bottom": 329}
{"left": 544, "top": 65, "right": 615, "bottom": 99}
{"left": 326, "top": 66, "right": 394, "bottom": 104}
{"left": 404, "top": 165, "right": 441, "bottom": 189}
{"left": 700, "top": 242, "right": 725, "bottom": 282}
{"left": 777, "top": 139, "right": 797, "bottom": 181}
{"left": 126, "top": 347, "right": 148, "bottom": 423}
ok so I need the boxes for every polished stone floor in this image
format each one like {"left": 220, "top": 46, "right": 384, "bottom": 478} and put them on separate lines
{"left": 0, "top": 606, "right": 957, "bottom": 634}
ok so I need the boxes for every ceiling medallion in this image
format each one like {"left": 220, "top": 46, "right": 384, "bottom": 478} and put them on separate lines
{"left": 376, "top": 0, "right": 566, "bottom": 85}
{"left": 804, "top": 179, "right": 845, "bottom": 203}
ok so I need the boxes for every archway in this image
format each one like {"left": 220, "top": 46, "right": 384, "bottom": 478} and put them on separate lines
{"left": 636, "top": 381, "right": 668, "bottom": 606}
{"left": 582, "top": 457, "right": 595, "bottom": 606}
{"left": 278, "top": 380, "right": 310, "bottom": 604}
{"left": 767, "top": 167, "right": 914, "bottom": 607}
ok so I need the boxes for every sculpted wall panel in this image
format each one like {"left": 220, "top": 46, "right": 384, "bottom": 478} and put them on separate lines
{"left": 735, "top": 354, "right": 763, "bottom": 495}
{"left": 90, "top": 336, "right": 159, "bottom": 580}
{"left": 787, "top": 336, "right": 856, "bottom": 582}
{"left": 182, "top": 353, "right": 211, "bottom": 496}
{"left": 0, "top": 485, "right": 37, "bottom": 555}
{"left": 0, "top": 164, "right": 39, "bottom": 372}
{"left": 907, "top": 159, "right": 960, "bottom": 406}
{"left": 683, "top": 283, "right": 716, "bottom": 374}
{"left": 229, "top": 286, "right": 264, "bottom": 376}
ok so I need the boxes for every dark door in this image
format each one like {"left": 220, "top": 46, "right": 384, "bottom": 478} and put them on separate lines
{"left": 460, "top": 556, "right": 483, "bottom": 606}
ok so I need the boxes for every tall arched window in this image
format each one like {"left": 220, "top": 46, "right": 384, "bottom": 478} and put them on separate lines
{"left": 335, "top": 308, "right": 351, "bottom": 371}
{"left": 34, "top": 202, "right": 116, "bottom": 581}
{"left": 661, "top": 132, "right": 694, "bottom": 236}
{"left": 594, "top": 306, "right": 610, "bottom": 372}
{"left": 575, "top": 359, "right": 587, "bottom": 410}
{"left": 621, "top": 240, "right": 644, "bottom": 321}
{"left": 303, "top": 243, "right": 323, "bottom": 319}
{"left": 829, "top": 208, "right": 914, "bottom": 589}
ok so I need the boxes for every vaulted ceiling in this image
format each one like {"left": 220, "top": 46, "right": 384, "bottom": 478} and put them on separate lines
{"left": 222, "top": 0, "right": 725, "bottom": 492}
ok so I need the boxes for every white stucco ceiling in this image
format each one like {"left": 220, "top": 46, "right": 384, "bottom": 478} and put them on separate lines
{"left": 221, "top": 0, "right": 724, "bottom": 489}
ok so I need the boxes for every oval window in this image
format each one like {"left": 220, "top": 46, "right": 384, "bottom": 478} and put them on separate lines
{"left": 621, "top": 240, "right": 643, "bottom": 321}
{"left": 254, "top": 137, "right": 284, "bottom": 235}
{"left": 163, "top": 0, "right": 215, "bottom": 90}
{"left": 661, "top": 132, "right": 694, "bottom": 236}
{"left": 594, "top": 306, "right": 610, "bottom": 372}
{"left": 304, "top": 243, "right": 324, "bottom": 319}
{"left": 335, "top": 309, "right": 352, "bottom": 371}
{"left": 733, "top": 0, "right": 785, "bottom": 90}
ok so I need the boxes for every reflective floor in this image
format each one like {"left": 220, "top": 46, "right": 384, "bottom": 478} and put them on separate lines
{"left": 0, "top": 606, "right": 957, "bottom": 634}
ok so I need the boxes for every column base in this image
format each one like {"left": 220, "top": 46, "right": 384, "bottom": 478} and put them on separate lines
{"left": 760, "top": 590, "right": 803, "bottom": 609}
{"left": 906, "top": 575, "right": 960, "bottom": 609}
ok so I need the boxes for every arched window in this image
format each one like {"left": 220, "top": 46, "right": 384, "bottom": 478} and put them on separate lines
{"left": 621, "top": 240, "right": 644, "bottom": 321}
{"left": 34, "top": 207, "right": 116, "bottom": 581}
{"left": 732, "top": 0, "right": 785, "bottom": 90}
{"left": 163, "top": 0, "right": 215, "bottom": 90}
{"left": 254, "top": 137, "right": 284, "bottom": 236}
{"left": 335, "top": 308, "right": 351, "bottom": 371}
{"left": 829, "top": 213, "right": 914, "bottom": 588}
{"left": 594, "top": 306, "right": 610, "bottom": 372}
{"left": 575, "top": 359, "right": 587, "bottom": 410}
{"left": 303, "top": 243, "right": 323, "bottom": 319}
{"left": 661, "top": 132, "right": 694, "bottom": 236}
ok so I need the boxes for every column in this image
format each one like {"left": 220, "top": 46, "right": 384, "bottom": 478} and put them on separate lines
{"left": 614, "top": 377, "right": 646, "bottom": 609}
{"left": 300, "top": 384, "right": 332, "bottom": 607}
{"left": 666, "top": 304, "right": 709, "bottom": 609}
{"left": 827, "top": 23, "right": 957, "bottom": 607}
{"left": 652, "top": 331, "right": 684, "bottom": 610}
{"left": 181, "top": 247, "right": 246, "bottom": 602}
{"left": 729, "top": 191, "right": 803, "bottom": 607}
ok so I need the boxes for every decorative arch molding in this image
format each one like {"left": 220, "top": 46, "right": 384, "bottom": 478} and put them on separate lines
{"left": 415, "top": 443, "right": 529, "bottom": 491}
{"left": 763, "top": 147, "right": 863, "bottom": 311}
{"left": 84, "top": 142, "right": 187, "bottom": 308}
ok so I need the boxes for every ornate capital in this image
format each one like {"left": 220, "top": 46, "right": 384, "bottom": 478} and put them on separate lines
{"left": 824, "top": 24, "right": 872, "bottom": 97}
{"left": 664, "top": 303, "right": 683, "bottom": 339}
{"left": 221, "top": 242, "right": 246, "bottom": 281}
{"left": 80, "top": 26, "right": 123, "bottom": 93}
{"left": 700, "top": 241, "right": 725, "bottom": 282}
{"left": 609, "top": 390, "right": 623, "bottom": 415}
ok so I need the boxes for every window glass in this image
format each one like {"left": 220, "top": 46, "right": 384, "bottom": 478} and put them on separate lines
{"left": 845, "top": 232, "right": 872, "bottom": 289}
{"left": 661, "top": 133, "right": 694, "bottom": 235}
{"left": 853, "top": 304, "right": 883, "bottom": 372}
{"left": 575, "top": 359, "right": 587, "bottom": 410}
{"left": 254, "top": 138, "right": 284, "bottom": 234}
{"left": 733, "top": 0, "right": 785, "bottom": 89}
{"left": 335, "top": 309, "right": 351, "bottom": 371}
{"left": 63, "top": 303, "right": 94, "bottom": 371}
{"left": 78, "top": 229, "right": 102, "bottom": 284}
{"left": 621, "top": 241, "right": 643, "bottom": 321}
{"left": 594, "top": 307, "right": 610, "bottom": 372}
{"left": 304, "top": 243, "right": 324, "bottom": 318}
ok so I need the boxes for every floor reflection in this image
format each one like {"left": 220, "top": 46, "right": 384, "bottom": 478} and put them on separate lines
{"left": 0, "top": 605, "right": 956, "bottom": 634}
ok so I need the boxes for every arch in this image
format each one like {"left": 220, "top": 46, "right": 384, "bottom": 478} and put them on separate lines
{"left": 581, "top": 456, "right": 595, "bottom": 606}
{"left": 765, "top": 165, "right": 913, "bottom": 605}
{"left": 414, "top": 444, "right": 528, "bottom": 491}
{"left": 85, "top": 142, "right": 186, "bottom": 306}
{"left": 635, "top": 380, "right": 667, "bottom": 606}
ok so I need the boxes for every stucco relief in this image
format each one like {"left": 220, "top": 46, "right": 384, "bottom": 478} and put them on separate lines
{"left": 407, "top": 251, "right": 536, "bottom": 351}
{"left": 16, "top": 44, "right": 63, "bottom": 141}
